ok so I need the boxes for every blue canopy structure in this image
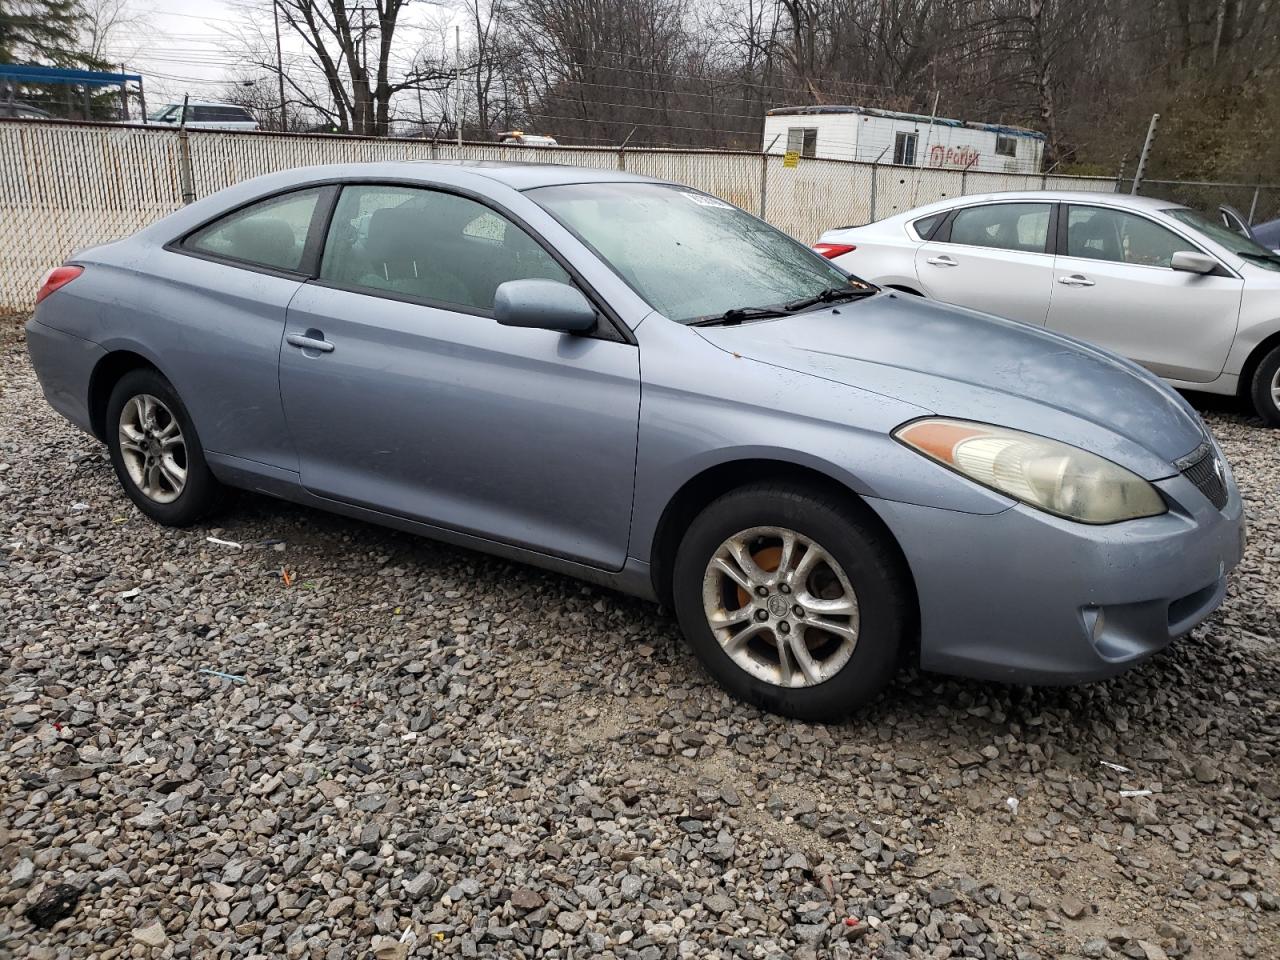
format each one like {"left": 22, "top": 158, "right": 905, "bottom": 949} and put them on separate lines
{"left": 0, "top": 64, "right": 146, "bottom": 122}
{"left": 0, "top": 64, "right": 142, "bottom": 87}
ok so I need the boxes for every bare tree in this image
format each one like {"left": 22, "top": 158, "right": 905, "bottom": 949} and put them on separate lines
{"left": 80, "top": 0, "right": 148, "bottom": 62}
{"left": 229, "top": 0, "right": 453, "bottom": 135}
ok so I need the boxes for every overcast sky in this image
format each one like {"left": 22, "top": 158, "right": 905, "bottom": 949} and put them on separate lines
{"left": 102, "top": 1, "right": 460, "bottom": 113}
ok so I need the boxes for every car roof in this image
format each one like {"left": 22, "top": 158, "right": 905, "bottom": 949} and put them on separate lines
{"left": 897, "top": 190, "right": 1188, "bottom": 219}
{"left": 161, "top": 100, "right": 253, "bottom": 109}
{"left": 412, "top": 159, "right": 661, "bottom": 189}
{"left": 259, "top": 159, "right": 667, "bottom": 191}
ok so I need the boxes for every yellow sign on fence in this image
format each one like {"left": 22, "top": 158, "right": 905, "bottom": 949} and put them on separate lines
{"left": 782, "top": 151, "right": 799, "bottom": 168}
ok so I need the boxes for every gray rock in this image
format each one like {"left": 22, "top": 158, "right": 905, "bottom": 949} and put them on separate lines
{"left": 11, "top": 857, "right": 34, "bottom": 887}
{"left": 555, "top": 911, "right": 585, "bottom": 933}
{"left": 132, "top": 922, "right": 168, "bottom": 948}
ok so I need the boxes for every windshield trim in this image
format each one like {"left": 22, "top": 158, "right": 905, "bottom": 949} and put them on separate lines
{"left": 525, "top": 181, "right": 873, "bottom": 324}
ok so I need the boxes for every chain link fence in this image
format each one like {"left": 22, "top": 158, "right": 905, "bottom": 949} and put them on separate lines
{"left": 1134, "top": 179, "right": 1280, "bottom": 227}
{"left": 1, "top": 118, "right": 1267, "bottom": 311}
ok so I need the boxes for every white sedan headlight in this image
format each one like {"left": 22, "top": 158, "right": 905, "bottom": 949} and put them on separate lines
{"left": 895, "top": 418, "right": 1167, "bottom": 524}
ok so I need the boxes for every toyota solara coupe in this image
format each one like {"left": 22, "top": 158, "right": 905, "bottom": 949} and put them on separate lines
{"left": 26, "top": 162, "right": 1245, "bottom": 720}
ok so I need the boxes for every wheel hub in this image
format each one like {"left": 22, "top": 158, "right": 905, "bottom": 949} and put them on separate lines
{"left": 702, "top": 526, "right": 860, "bottom": 689}
{"left": 118, "top": 394, "right": 188, "bottom": 505}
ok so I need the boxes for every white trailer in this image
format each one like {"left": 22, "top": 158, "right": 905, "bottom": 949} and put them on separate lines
{"left": 763, "top": 105, "right": 1045, "bottom": 174}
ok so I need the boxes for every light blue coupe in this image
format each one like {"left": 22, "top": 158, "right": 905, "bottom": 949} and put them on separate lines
{"left": 26, "top": 162, "right": 1245, "bottom": 719}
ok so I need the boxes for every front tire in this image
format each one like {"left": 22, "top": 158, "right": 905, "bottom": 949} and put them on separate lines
{"left": 671, "top": 482, "right": 911, "bottom": 721}
{"left": 1248, "top": 344, "right": 1280, "bottom": 427}
{"left": 105, "top": 368, "right": 226, "bottom": 526}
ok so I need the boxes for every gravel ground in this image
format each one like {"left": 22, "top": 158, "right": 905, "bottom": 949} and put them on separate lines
{"left": 1, "top": 322, "right": 1277, "bottom": 960}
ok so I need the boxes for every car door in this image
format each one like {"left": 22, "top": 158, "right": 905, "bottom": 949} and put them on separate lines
{"left": 164, "top": 184, "right": 331, "bottom": 469}
{"left": 278, "top": 182, "right": 641, "bottom": 571}
{"left": 913, "top": 200, "right": 1055, "bottom": 325}
{"left": 1046, "top": 204, "right": 1244, "bottom": 383}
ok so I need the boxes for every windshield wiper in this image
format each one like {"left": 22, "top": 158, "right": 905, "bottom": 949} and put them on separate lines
{"left": 782, "top": 285, "right": 877, "bottom": 313}
{"left": 688, "top": 305, "right": 790, "bottom": 327}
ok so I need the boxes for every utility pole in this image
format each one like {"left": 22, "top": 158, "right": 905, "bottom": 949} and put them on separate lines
{"left": 273, "top": 0, "right": 286, "bottom": 131}
{"left": 455, "top": 24, "right": 463, "bottom": 147}
{"left": 1130, "top": 113, "right": 1159, "bottom": 195}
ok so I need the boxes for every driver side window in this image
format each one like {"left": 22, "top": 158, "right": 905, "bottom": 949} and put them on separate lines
{"left": 318, "top": 184, "right": 571, "bottom": 314}
{"left": 1066, "top": 206, "right": 1188, "bottom": 268}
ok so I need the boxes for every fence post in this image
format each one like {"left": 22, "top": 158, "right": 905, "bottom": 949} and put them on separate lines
{"left": 759, "top": 135, "right": 780, "bottom": 220}
{"left": 617, "top": 126, "right": 637, "bottom": 172}
{"left": 177, "top": 96, "right": 196, "bottom": 205}
{"left": 1248, "top": 177, "right": 1261, "bottom": 225}
{"left": 1130, "top": 113, "right": 1159, "bottom": 195}
{"left": 869, "top": 160, "right": 878, "bottom": 221}
{"left": 1114, "top": 155, "right": 1128, "bottom": 193}
{"left": 178, "top": 129, "right": 196, "bottom": 204}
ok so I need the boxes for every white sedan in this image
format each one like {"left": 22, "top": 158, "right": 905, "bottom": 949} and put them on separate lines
{"left": 815, "top": 191, "right": 1280, "bottom": 424}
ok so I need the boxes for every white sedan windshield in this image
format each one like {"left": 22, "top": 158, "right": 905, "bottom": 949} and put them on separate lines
{"left": 1167, "top": 208, "right": 1280, "bottom": 271}
{"left": 530, "top": 182, "right": 860, "bottom": 322}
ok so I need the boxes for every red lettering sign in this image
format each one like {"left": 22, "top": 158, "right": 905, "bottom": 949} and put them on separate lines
{"left": 929, "top": 144, "right": 980, "bottom": 168}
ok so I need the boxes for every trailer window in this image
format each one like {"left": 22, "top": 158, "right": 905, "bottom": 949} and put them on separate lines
{"left": 894, "top": 132, "right": 917, "bottom": 166}
{"left": 786, "top": 127, "right": 818, "bottom": 158}
{"left": 995, "top": 135, "right": 1017, "bottom": 157}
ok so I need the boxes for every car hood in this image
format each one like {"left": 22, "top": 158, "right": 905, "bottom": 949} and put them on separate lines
{"left": 694, "top": 292, "right": 1208, "bottom": 479}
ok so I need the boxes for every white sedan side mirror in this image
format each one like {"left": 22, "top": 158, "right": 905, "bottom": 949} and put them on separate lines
{"left": 1170, "top": 251, "right": 1218, "bottom": 275}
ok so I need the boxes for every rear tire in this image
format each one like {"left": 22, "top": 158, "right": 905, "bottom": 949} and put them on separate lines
{"left": 671, "top": 482, "right": 910, "bottom": 721}
{"left": 105, "top": 369, "right": 226, "bottom": 526}
{"left": 1248, "top": 345, "right": 1280, "bottom": 427}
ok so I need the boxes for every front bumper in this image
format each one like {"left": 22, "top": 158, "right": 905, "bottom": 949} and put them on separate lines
{"left": 25, "top": 317, "right": 104, "bottom": 438}
{"left": 868, "top": 471, "right": 1245, "bottom": 684}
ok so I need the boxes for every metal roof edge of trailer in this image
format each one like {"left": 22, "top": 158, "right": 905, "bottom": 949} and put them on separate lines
{"left": 0, "top": 63, "right": 142, "bottom": 86}
{"left": 765, "top": 105, "right": 1046, "bottom": 140}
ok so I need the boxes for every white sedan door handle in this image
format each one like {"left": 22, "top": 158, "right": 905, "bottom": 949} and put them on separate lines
{"left": 1058, "top": 274, "right": 1095, "bottom": 287}
{"left": 926, "top": 255, "right": 958, "bottom": 267}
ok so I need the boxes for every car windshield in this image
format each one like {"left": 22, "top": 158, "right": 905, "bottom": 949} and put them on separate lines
{"left": 148, "top": 105, "right": 178, "bottom": 121}
{"left": 528, "top": 181, "right": 865, "bottom": 322}
{"left": 1166, "top": 207, "right": 1280, "bottom": 271}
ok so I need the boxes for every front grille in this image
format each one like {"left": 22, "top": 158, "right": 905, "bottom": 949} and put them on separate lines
{"left": 1180, "top": 448, "right": 1229, "bottom": 510}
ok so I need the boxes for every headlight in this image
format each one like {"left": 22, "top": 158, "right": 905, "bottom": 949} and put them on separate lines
{"left": 895, "top": 418, "right": 1167, "bottom": 524}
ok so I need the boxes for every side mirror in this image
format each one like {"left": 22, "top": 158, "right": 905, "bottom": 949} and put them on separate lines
{"left": 1170, "top": 251, "right": 1218, "bottom": 275}
{"left": 494, "top": 279, "right": 597, "bottom": 333}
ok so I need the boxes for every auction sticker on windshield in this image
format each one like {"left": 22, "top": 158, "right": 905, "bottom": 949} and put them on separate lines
{"left": 680, "top": 192, "right": 735, "bottom": 209}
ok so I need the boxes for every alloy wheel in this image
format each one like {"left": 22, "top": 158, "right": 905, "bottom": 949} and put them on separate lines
{"left": 701, "top": 525, "right": 860, "bottom": 688}
{"left": 118, "top": 394, "right": 187, "bottom": 503}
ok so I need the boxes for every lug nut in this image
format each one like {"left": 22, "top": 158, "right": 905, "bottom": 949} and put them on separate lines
{"left": 755, "top": 585, "right": 768, "bottom": 597}
{"left": 793, "top": 605, "right": 805, "bottom": 618}
{"left": 779, "top": 583, "right": 791, "bottom": 594}
{"left": 778, "top": 621, "right": 791, "bottom": 634}
{"left": 755, "top": 609, "right": 768, "bottom": 621}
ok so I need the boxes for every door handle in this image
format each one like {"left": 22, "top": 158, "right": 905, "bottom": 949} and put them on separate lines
{"left": 286, "top": 332, "right": 335, "bottom": 353}
{"left": 1058, "top": 274, "right": 1095, "bottom": 287}
{"left": 926, "top": 255, "right": 957, "bottom": 267}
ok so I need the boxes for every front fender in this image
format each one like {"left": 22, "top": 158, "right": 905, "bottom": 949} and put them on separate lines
{"left": 629, "top": 317, "right": 1016, "bottom": 565}
{"left": 1224, "top": 314, "right": 1280, "bottom": 378}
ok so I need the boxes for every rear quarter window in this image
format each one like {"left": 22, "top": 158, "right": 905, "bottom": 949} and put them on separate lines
{"left": 912, "top": 212, "right": 946, "bottom": 240}
{"left": 182, "top": 187, "right": 324, "bottom": 272}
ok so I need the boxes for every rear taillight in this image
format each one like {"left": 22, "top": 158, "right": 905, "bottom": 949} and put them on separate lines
{"left": 814, "top": 242, "right": 856, "bottom": 259}
{"left": 36, "top": 265, "right": 84, "bottom": 304}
